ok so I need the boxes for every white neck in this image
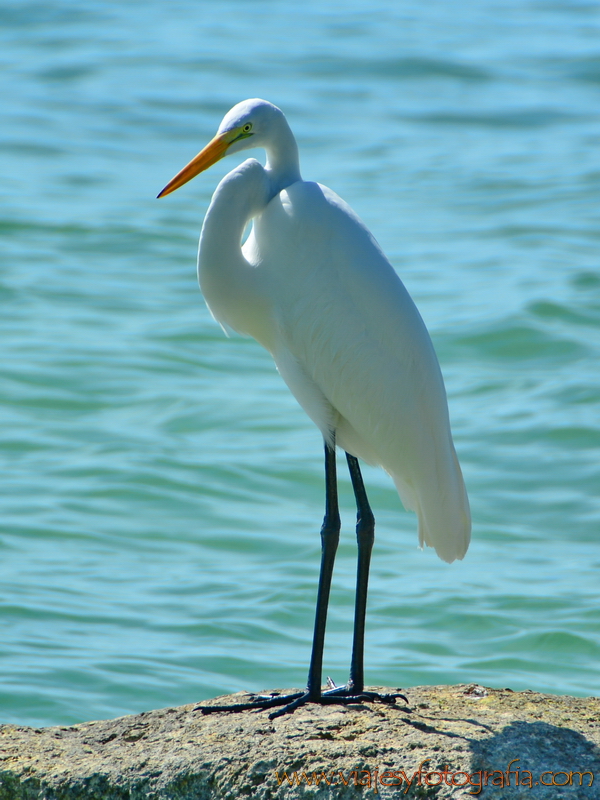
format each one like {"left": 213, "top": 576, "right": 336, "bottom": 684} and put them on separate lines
{"left": 264, "top": 117, "right": 301, "bottom": 194}
{"left": 198, "top": 160, "right": 272, "bottom": 346}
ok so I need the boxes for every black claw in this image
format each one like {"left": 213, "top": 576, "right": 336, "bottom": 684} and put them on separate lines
{"left": 194, "top": 687, "right": 408, "bottom": 718}
{"left": 268, "top": 692, "right": 313, "bottom": 719}
{"left": 195, "top": 691, "right": 304, "bottom": 715}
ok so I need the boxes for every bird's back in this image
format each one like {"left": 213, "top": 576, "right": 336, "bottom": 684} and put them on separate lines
{"left": 249, "top": 180, "right": 470, "bottom": 563}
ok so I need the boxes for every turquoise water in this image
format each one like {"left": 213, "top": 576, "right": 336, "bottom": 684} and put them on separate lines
{"left": 2, "top": 0, "right": 600, "bottom": 727}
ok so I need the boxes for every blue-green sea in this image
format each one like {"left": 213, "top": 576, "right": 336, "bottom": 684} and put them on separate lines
{"left": 2, "top": 0, "right": 600, "bottom": 728}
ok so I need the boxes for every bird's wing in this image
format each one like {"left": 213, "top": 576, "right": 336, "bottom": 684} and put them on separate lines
{"left": 256, "top": 181, "right": 470, "bottom": 561}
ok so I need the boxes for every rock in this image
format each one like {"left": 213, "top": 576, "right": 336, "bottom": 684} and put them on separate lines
{"left": 1, "top": 685, "right": 599, "bottom": 798}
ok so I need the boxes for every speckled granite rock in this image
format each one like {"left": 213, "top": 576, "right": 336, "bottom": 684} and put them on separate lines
{"left": 1, "top": 685, "right": 599, "bottom": 799}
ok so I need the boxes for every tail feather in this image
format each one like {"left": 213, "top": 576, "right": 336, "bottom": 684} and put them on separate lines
{"left": 393, "top": 448, "right": 471, "bottom": 564}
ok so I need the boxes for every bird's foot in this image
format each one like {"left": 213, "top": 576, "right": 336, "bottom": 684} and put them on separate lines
{"left": 320, "top": 677, "right": 408, "bottom": 712}
{"left": 195, "top": 681, "right": 407, "bottom": 720}
{"left": 194, "top": 690, "right": 304, "bottom": 719}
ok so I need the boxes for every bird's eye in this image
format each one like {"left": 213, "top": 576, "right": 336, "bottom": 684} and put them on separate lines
{"left": 242, "top": 123, "right": 252, "bottom": 133}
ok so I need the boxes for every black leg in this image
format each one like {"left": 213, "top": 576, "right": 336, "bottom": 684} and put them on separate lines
{"left": 197, "top": 439, "right": 341, "bottom": 719}
{"left": 345, "top": 452, "right": 374, "bottom": 694}
{"left": 322, "top": 453, "right": 406, "bottom": 706}
{"left": 306, "top": 439, "right": 340, "bottom": 697}
{"left": 195, "top": 443, "right": 407, "bottom": 719}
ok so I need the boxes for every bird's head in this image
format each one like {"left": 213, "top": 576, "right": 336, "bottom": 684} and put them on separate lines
{"left": 157, "top": 99, "right": 284, "bottom": 198}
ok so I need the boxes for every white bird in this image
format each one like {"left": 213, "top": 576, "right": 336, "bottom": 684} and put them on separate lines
{"left": 158, "top": 99, "right": 470, "bottom": 719}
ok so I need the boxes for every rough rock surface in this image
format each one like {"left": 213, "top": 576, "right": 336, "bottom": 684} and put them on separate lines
{"left": 1, "top": 685, "right": 599, "bottom": 799}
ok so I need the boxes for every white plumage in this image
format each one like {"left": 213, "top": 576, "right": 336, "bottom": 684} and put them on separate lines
{"left": 161, "top": 98, "right": 470, "bottom": 562}
{"left": 158, "top": 97, "right": 471, "bottom": 717}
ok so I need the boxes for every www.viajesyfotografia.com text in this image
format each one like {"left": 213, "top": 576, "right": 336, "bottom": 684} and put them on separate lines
{"left": 274, "top": 759, "right": 594, "bottom": 795}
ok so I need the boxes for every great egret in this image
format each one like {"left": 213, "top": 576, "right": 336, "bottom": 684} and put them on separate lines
{"left": 158, "top": 99, "right": 470, "bottom": 719}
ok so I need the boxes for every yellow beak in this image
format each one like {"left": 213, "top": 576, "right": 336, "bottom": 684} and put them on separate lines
{"left": 157, "top": 130, "right": 233, "bottom": 198}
